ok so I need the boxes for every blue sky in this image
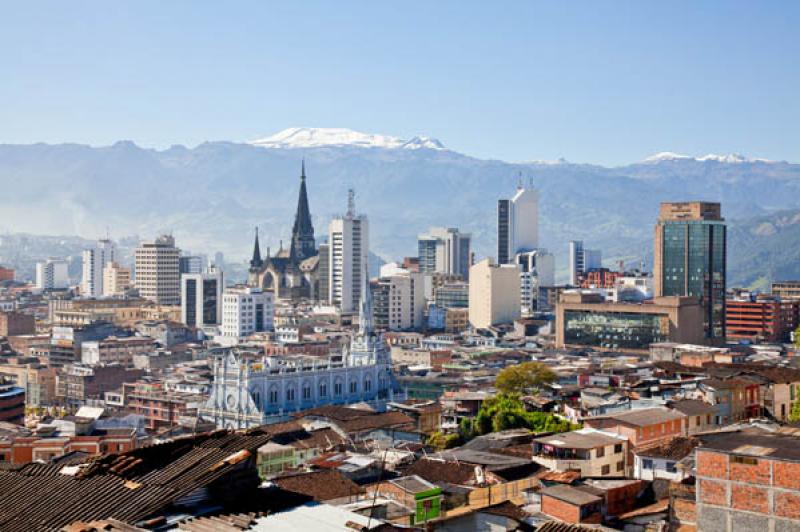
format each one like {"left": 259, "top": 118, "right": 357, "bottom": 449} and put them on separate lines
{"left": 0, "top": 1, "right": 797, "bottom": 165}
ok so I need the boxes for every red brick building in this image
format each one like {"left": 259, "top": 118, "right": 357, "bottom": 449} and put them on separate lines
{"left": 124, "top": 382, "right": 204, "bottom": 431}
{"left": 0, "top": 430, "right": 136, "bottom": 464}
{"left": 0, "top": 311, "right": 36, "bottom": 337}
{"left": 725, "top": 297, "right": 799, "bottom": 343}
{"left": 540, "top": 484, "right": 603, "bottom": 524}
{"left": 0, "top": 266, "right": 14, "bottom": 282}
{"left": 696, "top": 430, "right": 800, "bottom": 529}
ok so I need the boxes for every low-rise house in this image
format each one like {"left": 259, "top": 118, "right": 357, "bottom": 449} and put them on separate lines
{"left": 533, "top": 428, "right": 629, "bottom": 478}
{"left": 667, "top": 398, "right": 719, "bottom": 434}
{"left": 633, "top": 436, "right": 699, "bottom": 482}
{"left": 699, "top": 377, "right": 761, "bottom": 424}
{"left": 583, "top": 407, "right": 687, "bottom": 449}
{"left": 540, "top": 484, "right": 603, "bottom": 524}
{"left": 369, "top": 475, "right": 444, "bottom": 526}
{"left": 272, "top": 469, "right": 365, "bottom": 505}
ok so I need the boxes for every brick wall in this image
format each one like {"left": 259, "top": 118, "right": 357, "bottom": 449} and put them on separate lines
{"left": 731, "top": 484, "right": 769, "bottom": 513}
{"left": 541, "top": 495, "right": 580, "bottom": 524}
{"left": 699, "top": 479, "right": 727, "bottom": 506}
{"left": 696, "top": 450, "right": 727, "bottom": 479}
{"left": 730, "top": 458, "right": 770, "bottom": 485}
{"left": 774, "top": 461, "right": 800, "bottom": 490}
{"left": 775, "top": 492, "right": 800, "bottom": 520}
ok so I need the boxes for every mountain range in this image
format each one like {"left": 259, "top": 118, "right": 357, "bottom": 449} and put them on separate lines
{"left": 1, "top": 127, "right": 799, "bottom": 287}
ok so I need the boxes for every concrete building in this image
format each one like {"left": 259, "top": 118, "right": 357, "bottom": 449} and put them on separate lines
{"left": 515, "top": 249, "right": 555, "bottom": 314}
{"left": 0, "top": 266, "right": 14, "bottom": 282}
{"left": 555, "top": 292, "right": 705, "bottom": 353}
{"left": 35, "top": 258, "right": 69, "bottom": 291}
{"left": 533, "top": 428, "right": 630, "bottom": 478}
{"left": 725, "top": 295, "right": 797, "bottom": 343}
{"left": 179, "top": 255, "right": 204, "bottom": 275}
{"left": 695, "top": 430, "right": 800, "bottom": 531}
{"left": 328, "top": 191, "right": 369, "bottom": 313}
{"left": 0, "top": 379, "right": 25, "bottom": 424}
{"left": 371, "top": 271, "right": 424, "bottom": 331}
{"left": 569, "top": 240, "right": 602, "bottom": 286}
{"left": 220, "top": 286, "right": 274, "bottom": 341}
{"left": 654, "top": 201, "right": 726, "bottom": 342}
{"left": 468, "top": 258, "right": 520, "bottom": 329}
{"left": 102, "top": 262, "right": 131, "bottom": 296}
{"left": 81, "top": 336, "right": 157, "bottom": 366}
{"left": 771, "top": 280, "right": 800, "bottom": 300}
{"left": 497, "top": 185, "right": 539, "bottom": 264}
{"left": 417, "top": 227, "right": 471, "bottom": 280}
{"left": 181, "top": 266, "right": 224, "bottom": 328}
{"left": 134, "top": 235, "right": 181, "bottom": 305}
{"left": 81, "top": 239, "right": 116, "bottom": 297}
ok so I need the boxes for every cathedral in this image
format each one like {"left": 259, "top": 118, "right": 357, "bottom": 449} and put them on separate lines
{"left": 248, "top": 162, "right": 323, "bottom": 301}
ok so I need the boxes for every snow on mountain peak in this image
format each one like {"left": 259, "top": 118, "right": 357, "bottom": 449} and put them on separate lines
{"left": 250, "top": 127, "right": 445, "bottom": 151}
{"left": 643, "top": 152, "right": 773, "bottom": 164}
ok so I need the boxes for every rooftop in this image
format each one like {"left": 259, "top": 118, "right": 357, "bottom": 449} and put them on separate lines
{"left": 535, "top": 429, "right": 627, "bottom": 450}
{"left": 698, "top": 429, "right": 800, "bottom": 462}
{"left": 541, "top": 484, "right": 602, "bottom": 506}
{"left": 588, "top": 407, "right": 684, "bottom": 427}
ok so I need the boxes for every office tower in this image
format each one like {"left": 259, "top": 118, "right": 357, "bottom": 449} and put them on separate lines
{"left": 179, "top": 255, "right": 204, "bottom": 275}
{"left": 181, "top": 266, "right": 224, "bottom": 327}
{"left": 220, "top": 286, "right": 274, "bottom": 339}
{"left": 134, "top": 235, "right": 181, "bottom": 305}
{"left": 317, "top": 242, "right": 330, "bottom": 305}
{"left": 468, "top": 258, "right": 521, "bottom": 329}
{"left": 497, "top": 185, "right": 539, "bottom": 264}
{"left": 328, "top": 190, "right": 369, "bottom": 313}
{"left": 654, "top": 201, "right": 726, "bottom": 341}
{"left": 516, "top": 249, "right": 555, "bottom": 314}
{"left": 371, "top": 271, "right": 424, "bottom": 331}
{"left": 35, "top": 258, "right": 69, "bottom": 290}
{"left": 568, "top": 240, "right": 602, "bottom": 286}
{"left": 81, "top": 239, "right": 116, "bottom": 297}
{"left": 102, "top": 262, "right": 131, "bottom": 296}
{"left": 213, "top": 252, "right": 225, "bottom": 269}
{"left": 417, "top": 227, "right": 472, "bottom": 280}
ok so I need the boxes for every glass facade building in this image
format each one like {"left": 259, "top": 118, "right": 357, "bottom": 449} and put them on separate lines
{"left": 563, "top": 310, "right": 669, "bottom": 351}
{"left": 655, "top": 203, "right": 726, "bottom": 341}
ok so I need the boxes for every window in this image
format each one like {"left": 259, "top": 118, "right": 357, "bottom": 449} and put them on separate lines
{"left": 666, "top": 461, "right": 677, "bottom": 473}
{"left": 269, "top": 389, "right": 278, "bottom": 404}
{"left": 334, "top": 381, "right": 343, "bottom": 397}
{"left": 601, "top": 464, "right": 610, "bottom": 475}
{"left": 302, "top": 383, "right": 311, "bottom": 400}
{"left": 731, "top": 455, "right": 757, "bottom": 466}
{"left": 350, "top": 380, "right": 357, "bottom": 394}
{"left": 614, "top": 443, "right": 623, "bottom": 454}
{"left": 365, "top": 378, "right": 372, "bottom": 392}
{"left": 319, "top": 382, "right": 327, "bottom": 397}
{"left": 616, "top": 461, "right": 624, "bottom": 472}
{"left": 596, "top": 446, "right": 605, "bottom": 458}
{"left": 642, "top": 459, "right": 653, "bottom": 470}
{"left": 286, "top": 388, "right": 295, "bottom": 402}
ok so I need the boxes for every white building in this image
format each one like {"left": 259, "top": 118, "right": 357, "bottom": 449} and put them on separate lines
{"left": 468, "top": 258, "right": 521, "bottom": 329}
{"left": 372, "top": 270, "right": 425, "bottom": 331}
{"left": 181, "top": 266, "right": 224, "bottom": 328}
{"left": 81, "top": 239, "right": 116, "bottom": 297}
{"left": 220, "top": 285, "right": 274, "bottom": 342}
{"left": 515, "top": 249, "right": 555, "bottom": 314}
{"left": 497, "top": 185, "right": 539, "bottom": 264}
{"left": 417, "top": 227, "right": 471, "bottom": 280}
{"left": 568, "top": 240, "right": 602, "bottom": 286}
{"left": 35, "top": 258, "right": 69, "bottom": 290}
{"left": 201, "top": 292, "right": 401, "bottom": 428}
{"left": 134, "top": 235, "right": 181, "bottom": 305}
{"left": 328, "top": 191, "right": 369, "bottom": 313}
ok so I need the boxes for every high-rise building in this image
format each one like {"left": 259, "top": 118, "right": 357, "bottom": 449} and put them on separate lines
{"left": 497, "top": 185, "right": 539, "bottom": 264}
{"left": 516, "top": 249, "right": 555, "bottom": 314}
{"left": 35, "top": 258, "right": 69, "bottom": 291}
{"left": 134, "top": 235, "right": 181, "bottom": 305}
{"left": 81, "top": 239, "right": 116, "bottom": 297}
{"left": 371, "top": 271, "right": 424, "bottom": 331}
{"left": 220, "top": 286, "right": 274, "bottom": 340}
{"left": 328, "top": 190, "right": 369, "bottom": 313}
{"left": 181, "top": 266, "right": 224, "bottom": 328}
{"left": 654, "top": 201, "right": 726, "bottom": 341}
{"left": 102, "top": 262, "right": 131, "bottom": 296}
{"left": 568, "top": 240, "right": 602, "bottom": 286}
{"left": 179, "top": 255, "right": 204, "bottom": 275}
{"left": 468, "top": 258, "right": 521, "bottom": 329}
{"left": 417, "top": 227, "right": 471, "bottom": 280}
{"left": 317, "top": 242, "right": 330, "bottom": 305}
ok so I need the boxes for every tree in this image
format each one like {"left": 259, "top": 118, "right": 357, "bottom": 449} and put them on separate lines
{"left": 495, "top": 362, "right": 557, "bottom": 396}
{"left": 794, "top": 325, "right": 800, "bottom": 349}
{"left": 790, "top": 401, "right": 800, "bottom": 423}
{"left": 468, "top": 394, "right": 577, "bottom": 437}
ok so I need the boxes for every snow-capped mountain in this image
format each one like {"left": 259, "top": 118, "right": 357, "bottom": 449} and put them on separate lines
{"left": 642, "top": 152, "right": 775, "bottom": 164}
{"left": 0, "top": 129, "right": 797, "bottom": 287}
{"left": 250, "top": 127, "right": 445, "bottom": 151}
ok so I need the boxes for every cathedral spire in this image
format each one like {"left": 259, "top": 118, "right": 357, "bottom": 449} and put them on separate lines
{"left": 250, "top": 227, "right": 262, "bottom": 270}
{"left": 290, "top": 160, "right": 316, "bottom": 260}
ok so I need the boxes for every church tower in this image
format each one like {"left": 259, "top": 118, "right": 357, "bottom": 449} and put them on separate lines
{"left": 290, "top": 160, "right": 316, "bottom": 260}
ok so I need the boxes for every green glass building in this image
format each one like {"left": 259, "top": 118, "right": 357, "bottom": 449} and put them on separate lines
{"left": 655, "top": 202, "right": 726, "bottom": 342}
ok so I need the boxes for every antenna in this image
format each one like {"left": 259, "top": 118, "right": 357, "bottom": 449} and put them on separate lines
{"left": 347, "top": 188, "right": 356, "bottom": 218}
